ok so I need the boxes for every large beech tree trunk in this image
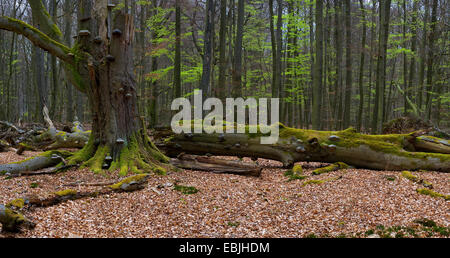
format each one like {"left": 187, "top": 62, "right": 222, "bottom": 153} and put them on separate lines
{"left": 66, "top": 0, "right": 170, "bottom": 174}
{"left": 155, "top": 124, "right": 450, "bottom": 172}
{"left": 0, "top": 0, "right": 170, "bottom": 175}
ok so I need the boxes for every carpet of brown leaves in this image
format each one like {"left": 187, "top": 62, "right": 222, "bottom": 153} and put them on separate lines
{"left": 0, "top": 151, "right": 448, "bottom": 238}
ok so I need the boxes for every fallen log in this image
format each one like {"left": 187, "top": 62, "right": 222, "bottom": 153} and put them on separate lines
{"left": 170, "top": 154, "right": 262, "bottom": 177}
{"left": 0, "top": 174, "right": 150, "bottom": 232}
{"left": 155, "top": 124, "right": 450, "bottom": 172}
{"left": 0, "top": 150, "right": 73, "bottom": 175}
{"left": 32, "top": 126, "right": 90, "bottom": 150}
{"left": 2, "top": 123, "right": 449, "bottom": 174}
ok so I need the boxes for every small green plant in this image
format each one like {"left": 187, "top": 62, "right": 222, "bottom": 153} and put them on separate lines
{"left": 385, "top": 175, "right": 396, "bottom": 181}
{"left": 414, "top": 218, "right": 437, "bottom": 228}
{"left": 174, "top": 184, "right": 199, "bottom": 194}
{"left": 284, "top": 164, "right": 307, "bottom": 181}
{"left": 227, "top": 221, "right": 240, "bottom": 227}
{"left": 305, "top": 233, "right": 318, "bottom": 238}
{"left": 365, "top": 229, "right": 375, "bottom": 236}
{"left": 30, "top": 182, "right": 39, "bottom": 188}
{"left": 401, "top": 171, "right": 419, "bottom": 182}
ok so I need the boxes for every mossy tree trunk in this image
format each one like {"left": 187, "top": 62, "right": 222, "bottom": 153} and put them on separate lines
{"left": 156, "top": 125, "right": 450, "bottom": 172}
{"left": 0, "top": 0, "right": 170, "bottom": 175}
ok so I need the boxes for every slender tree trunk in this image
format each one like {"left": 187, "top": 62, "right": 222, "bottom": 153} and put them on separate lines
{"left": 276, "top": 0, "right": 284, "bottom": 116}
{"left": 174, "top": 0, "right": 181, "bottom": 99}
{"left": 366, "top": 0, "right": 376, "bottom": 130}
{"left": 269, "top": 0, "right": 277, "bottom": 98}
{"left": 372, "top": 0, "right": 391, "bottom": 133}
{"left": 312, "top": 0, "right": 323, "bottom": 130}
{"left": 200, "top": 0, "right": 213, "bottom": 99}
{"left": 218, "top": 0, "right": 227, "bottom": 101}
{"left": 357, "top": 0, "right": 366, "bottom": 132}
{"left": 424, "top": 0, "right": 438, "bottom": 120}
{"left": 402, "top": 0, "right": 408, "bottom": 116}
{"left": 63, "top": 0, "right": 74, "bottom": 122}
{"left": 417, "top": 0, "right": 429, "bottom": 110}
{"left": 333, "top": 0, "right": 343, "bottom": 130}
{"left": 408, "top": 0, "right": 418, "bottom": 111}
{"left": 343, "top": 0, "right": 352, "bottom": 129}
{"left": 232, "top": 0, "right": 244, "bottom": 98}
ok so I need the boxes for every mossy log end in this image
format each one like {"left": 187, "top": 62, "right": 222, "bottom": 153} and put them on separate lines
{"left": 156, "top": 125, "right": 450, "bottom": 172}
{"left": 0, "top": 205, "right": 35, "bottom": 233}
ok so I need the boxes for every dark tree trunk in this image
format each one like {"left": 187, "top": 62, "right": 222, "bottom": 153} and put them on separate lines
{"left": 343, "top": 0, "right": 352, "bottom": 129}
{"left": 269, "top": 0, "right": 277, "bottom": 98}
{"left": 372, "top": 0, "right": 391, "bottom": 133}
{"left": 424, "top": 0, "right": 438, "bottom": 120}
{"left": 66, "top": 0, "right": 170, "bottom": 174}
{"left": 218, "top": 0, "right": 227, "bottom": 101}
{"left": 357, "top": 0, "right": 366, "bottom": 132}
{"left": 232, "top": 0, "right": 244, "bottom": 98}
{"left": 312, "top": 0, "right": 323, "bottom": 130}
{"left": 0, "top": 0, "right": 171, "bottom": 175}
{"left": 174, "top": 0, "right": 181, "bottom": 99}
{"left": 200, "top": 0, "right": 214, "bottom": 99}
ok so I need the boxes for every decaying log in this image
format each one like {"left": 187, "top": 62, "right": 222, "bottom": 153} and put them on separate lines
{"left": 32, "top": 124, "right": 90, "bottom": 150}
{"left": 170, "top": 154, "right": 261, "bottom": 177}
{"left": 0, "top": 174, "right": 150, "bottom": 232}
{"left": 8, "top": 165, "right": 78, "bottom": 177}
{"left": 409, "top": 135, "right": 450, "bottom": 154}
{"left": 0, "top": 150, "right": 73, "bottom": 175}
{"left": 155, "top": 124, "right": 450, "bottom": 172}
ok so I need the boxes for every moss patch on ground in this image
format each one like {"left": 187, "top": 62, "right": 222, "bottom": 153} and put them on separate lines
{"left": 416, "top": 188, "right": 449, "bottom": 200}
{"left": 174, "top": 184, "right": 199, "bottom": 195}
{"left": 284, "top": 164, "right": 307, "bottom": 181}
{"left": 312, "top": 162, "right": 348, "bottom": 175}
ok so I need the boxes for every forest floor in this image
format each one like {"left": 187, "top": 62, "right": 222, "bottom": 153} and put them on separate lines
{"left": 0, "top": 150, "right": 448, "bottom": 238}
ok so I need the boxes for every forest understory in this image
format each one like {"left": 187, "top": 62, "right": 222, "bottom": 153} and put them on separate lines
{"left": 0, "top": 149, "right": 448, "bottom": 238}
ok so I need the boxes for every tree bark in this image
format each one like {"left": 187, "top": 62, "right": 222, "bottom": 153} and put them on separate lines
{"left": 269, "top": 0, "right": 277, "bottom": 99}
{"left": 424, "top": 0, "right": 438, "bottom": 120}
{"left": 174, "top": 0, "right": 181, "bottom": 99}
{"left": 312, "top": 0, "right": 323, "bottom": 130}
{"left": 372, "top": 0, "right": 391, "bottom": 133}
{"left": 171, "top": 154, "right": 261, "bottom": 177}
{"left": 232, "top": 0, "right": 245, "bottom": 98}
{"left": 200, "top": 0, "right": 214, "bottom": 99}
{"left": 343, "top": 0, "right": 352, "bottom": 129}
{"left": 357, "top": 0, "right": 366, "bottom": 132}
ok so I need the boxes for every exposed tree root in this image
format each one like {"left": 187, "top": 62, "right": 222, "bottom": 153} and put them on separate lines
{"left": 66, "top": 132, "right": 172, "bottom": 176}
